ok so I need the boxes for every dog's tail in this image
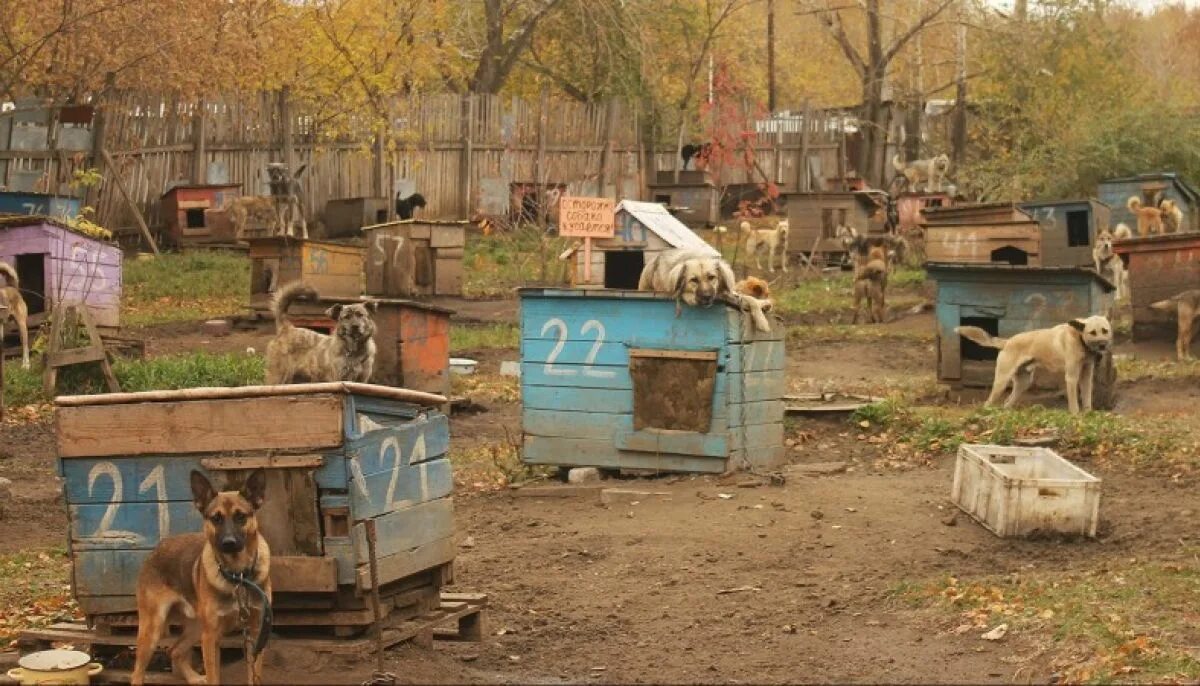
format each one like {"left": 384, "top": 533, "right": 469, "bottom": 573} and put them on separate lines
{"left": 1150, "top": 296, "right": 1182, "bottom": 312}
{"left": 955, "top": 326, "right": 1008, "bottom": 349}
{"left": 272, "top": 281, "right": 318, "bottom": 329}
{"left": 0, "top": 261, "right": 17, "bottom": 288}
{"left": 1127, "top": 196, "right": 1143, "bottom": 212}
{"left": 1112, "top": 223, "right": 1133, "bottom": 240}
{"left": 892, "top": 154, "right": 905, "bottom": 173}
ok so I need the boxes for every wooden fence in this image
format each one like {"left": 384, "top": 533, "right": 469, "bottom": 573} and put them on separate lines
{"left": 1, "top": 91, "right": 851, "bottom": 245}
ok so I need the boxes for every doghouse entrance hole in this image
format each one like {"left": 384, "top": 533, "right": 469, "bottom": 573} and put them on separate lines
{"left": 821, "top": 208, "right": 848, "bottom": 238}
{"left": 605, "top": 251, "right": 644, "bottom": 289}
{"left": 991, "top": 245, "right": 1028, "bottom": 265}
{"left": 185, "top": 208, "right": 206, "bottom": 229}
{"left": 1066, "top": 209, "right": 1089, "bottom": 247}
{"left": 629, "top": 349, "right": 718, "bottom": 432}
{"left": 375, "top": 208, "right": 389, "bottom": 223}
{"left": 654, "top": 194, "right": 671, "bottom": 205}
{"left": 961, "top": 316, "right": 1000, "bottom": 362}
{"left": 14, "top": 253, "right": 46, "bottom": 314}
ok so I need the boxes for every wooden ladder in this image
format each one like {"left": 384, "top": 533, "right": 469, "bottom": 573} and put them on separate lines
{"left": 43, "top": 304, "right": 120, "bottom": 397}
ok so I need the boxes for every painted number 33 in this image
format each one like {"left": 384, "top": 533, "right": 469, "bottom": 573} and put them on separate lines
{"left": 540, "top": 318, "right": 616, "bottom": 378}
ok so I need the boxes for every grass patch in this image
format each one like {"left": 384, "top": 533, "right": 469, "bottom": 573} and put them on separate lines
{"left": 1116, "top": 356, "right": 1200, "bottom": 382}
{"left": 851, "top": 400, "right": 1190, "bottom": 470}
{"left": 787, "top": 324, "right": 933, "bottom": 343}
{"left": 901, "top": 560, "right": 1200, "bottom": 683}
{"left": 463, "top": 229, "right": 572, "bottom": 298}
{"left": 450, "top": 323, "right": 520, "bottom": 353}
{"left": 122, "top": 251, "right": 249, "bottom": 325}
{"left": 0, "top": 548, "right": 78, "bottom": 643}
{"left": 3, "top": 352, "right": 264, "bottom": 407}
{"left": 774, "top": 268, "right": 926, "bottom": 317}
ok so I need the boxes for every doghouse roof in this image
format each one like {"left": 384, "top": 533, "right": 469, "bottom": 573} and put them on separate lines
{"left": 0, "top": 214, "right": 115, "bottom": 243}
{"left": 925, "top": 262, "right": 1115, "bottom": 292}
{"left": 1100, "top": 173, "right": 1200, "bottom": 205}
{"left": 616, "top": 200, "right": 718, "bottom": 256}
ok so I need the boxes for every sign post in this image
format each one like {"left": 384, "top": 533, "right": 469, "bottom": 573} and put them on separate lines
{"left": 558, "top": 196, "right": 616, "bottom": 284}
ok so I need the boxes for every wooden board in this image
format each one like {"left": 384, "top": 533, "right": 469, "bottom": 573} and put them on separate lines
{"left": 355, "top": 536, "right": 456, "bottom": 590}
{"left": 57, "top": 395, "right": 345, "bottom": 458}
{"left": 925, "top": 224, "right": 1042, "bottom": 265}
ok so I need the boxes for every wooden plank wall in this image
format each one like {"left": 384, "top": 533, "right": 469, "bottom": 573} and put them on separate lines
{"left": 1, "top": 91, "right": 852, "bottom": 241}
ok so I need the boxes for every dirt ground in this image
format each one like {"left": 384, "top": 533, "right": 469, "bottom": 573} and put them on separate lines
{"left": 2, "top": 295, "right": 1199, "bottom": 683}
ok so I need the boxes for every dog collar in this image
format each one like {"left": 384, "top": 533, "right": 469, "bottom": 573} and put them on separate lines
{"left": 1098, "top": 254, "right": 1115, "bottom": 266}
{"left": 218, "top": 551, "right": 259, "bottom": 585}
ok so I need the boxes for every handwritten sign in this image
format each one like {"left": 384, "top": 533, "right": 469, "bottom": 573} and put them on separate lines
{"left": 558, "top": 196, "right": 615, "bottom": 238}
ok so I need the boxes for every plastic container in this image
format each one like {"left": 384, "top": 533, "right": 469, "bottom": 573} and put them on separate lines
{"left": 951, "top": 444, "right": 1101, "bottom": 538}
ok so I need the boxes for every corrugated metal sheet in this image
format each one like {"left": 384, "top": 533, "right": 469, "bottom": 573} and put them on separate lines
{"left": 615, "top": 200, "right": 717, "bottom": 256}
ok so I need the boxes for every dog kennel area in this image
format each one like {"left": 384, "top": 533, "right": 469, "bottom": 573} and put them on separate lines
{"left": 518, "top": 287, "right": 785, "bottom": 474}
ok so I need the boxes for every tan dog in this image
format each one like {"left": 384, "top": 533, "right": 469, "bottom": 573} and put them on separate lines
{"left": 638, "top": 248, "right": 771, "bottom": 332}
{"left": 734, "top": 275, "right": 771, "bottom": 301}
{"left": 1150, "top": 289, "right": 1200, "bottom": 360}
{"left": 132, "top": 469, "right": 271, "bottom": 686}
{"left": 740, "top": 219, "right": 789, "bottom": 273}
{"left": 851, "top": 245, "right": 889, "bottom": 324}
{"left": 265, "top": 282, "right": 377, "bottom": 384}
{"left": 892, "top": 153, "right": 950, "bottom": 192}
{"left": 1093, "top": 223, "right": 1131, "bottom": 303}
{"left": 1160, "top": 198, "right": 1184, "bottom": 233}
{"left": 224, "top": 196, "right": 281, "bottom": 238}
{"left": 1127, "top": 196, "right": 1164, "bottom": 236}
{"left": 0, "top": 261, "right": 29, "bottom": 369}
{"left": 956, "top": 316, "right": 1114, "bottom": 414}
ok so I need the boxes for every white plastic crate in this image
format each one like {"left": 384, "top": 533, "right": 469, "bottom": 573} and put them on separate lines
{"left": 951, "top": 444, "right": 1101, "bottom": 538}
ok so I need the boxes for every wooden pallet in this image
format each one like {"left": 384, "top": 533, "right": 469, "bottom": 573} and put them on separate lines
{"left": 16, "top": 592, "right": 487, "bottom": 683}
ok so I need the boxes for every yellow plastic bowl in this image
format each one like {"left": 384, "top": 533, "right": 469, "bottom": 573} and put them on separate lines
{"left": 7, "top": 650, "right": 103, "bottom": 685}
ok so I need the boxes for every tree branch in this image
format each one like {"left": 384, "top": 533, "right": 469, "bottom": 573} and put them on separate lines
{"left": 884, "top": 0, "right": 957, "bottom": 65}
{"left": 809, "top": 3, "right": 868, "bottom": 77}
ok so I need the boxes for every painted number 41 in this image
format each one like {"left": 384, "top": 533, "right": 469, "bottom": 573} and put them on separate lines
{"left": 540, "top": 318, "right": 616, "bottom": 378}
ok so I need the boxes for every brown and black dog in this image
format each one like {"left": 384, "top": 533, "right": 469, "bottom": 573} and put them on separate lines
{"left": 851, "top": 244, "right": 889, "bottom": 324}
{"left": 132, "top": 469, "right": 271, "bottom": 686}
{"left": 1150, "top": 289, "right": 1200, "bottom": 361}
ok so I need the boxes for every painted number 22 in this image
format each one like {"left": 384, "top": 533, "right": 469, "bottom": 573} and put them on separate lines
{"left": 540, "top": 318, "right": 616, "bottom": 378}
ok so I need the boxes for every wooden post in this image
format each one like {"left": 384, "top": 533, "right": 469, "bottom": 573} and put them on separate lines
{"left": 86, "top": 74, "right": 116, "bottom": 211}
{"left": 583, "top": 238, "right": 593, "bottom": 283}
{"left": 767, "top": 0, "right": 776, "bottom": 113}
{"left": 798, "top": 100, "right": 810, "bottom": 192}
{"left": 535, "top": 88, "right": 550, "bottom": 224}
{"left": 460, "top": 95, "right": 475, "bottom": 219}
{"left": 837, "top": 127, "right": 848, "bottom": 192}
{"left": 191, "top": 99, "right": 207, "bottom": 185}
{"left": 101, "top": 148, "right": 160, "bottom": 255}
{"left": 598, "top": 99, "right": 617, "bottom": 198}
{"left": 279, "top": 87, "right": 295, "bottom": 173}
{"left": 373, "top": 127, "right": 386, "bottom": 200}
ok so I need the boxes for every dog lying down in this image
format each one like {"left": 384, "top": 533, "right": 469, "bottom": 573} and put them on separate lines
{"left": 638, "top": 248, "right": 773, "bottom": 332}
{"left": 956, "top": 316, "right": 1113, "bottom": 415}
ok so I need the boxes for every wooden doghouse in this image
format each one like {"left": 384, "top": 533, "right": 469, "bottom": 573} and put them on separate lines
{"left": 0, "top": 191, "right": 81, "bottom": 219}
{"left": 1114, "top": 233, "right": 1200, "bottom": 340}
{"left": 324, "top": 197, "right": 391, "bottom": 239}
{"left": 928, "top": 264, "right": 1114, "bottom": 387}
{"left": 269, "top": 296, "right": 452, "bottom": 401}
{"left": 647, "top": 171, "right": 720, "bottom": 227}
{"left": 362, "top": 220, "right": 466, "bottom": 297}
{"left": 572, "top": 200, "right": 717, "bottom": 289}
{"left": 783, "top": 191, "right": 879, "bottom": 257}
{"left": 924, "top": 203, "right": 1044, "bottom": 266}
{"left": 1019, "top": 198, "right": 1111, "bottom": 267}
{"left": 519, "top": 288, "right": 785, "bottom": 474}
{"left": 160, "top": 183, "right": 241, "bottom": 246}
{"left": 896, "top": 192, "right": 952, "bottom": 235}
{"left": 248, "top": 236, "right": 365, "bottom": 312}
{"left": 0, "top": 215, "right": 121, "bottom": 330}
{"left": 54, "top": 383, "right": 455, "bottom": 631}
{"left": 1098, "top": 172, "right": 1200, "bottom": 233}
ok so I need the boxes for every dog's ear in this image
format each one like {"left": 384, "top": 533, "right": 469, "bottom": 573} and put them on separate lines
{"left": 1068, "top": 319, "right": 1086, "bottom": 332}
{"left": 716, "top": 260, "right": 737, "bottom": 295}
{"left": 294, "top": 163, "right": 307, "bottom": 178}
{"left": 326, "top": 303, "right": 343, "bottom": 320}
{"left": 239, "top": 468, "right": 268, "bottom": 510}
{"left": 668, "top": 262, "right": 688, "bottom": 297}
{"left": 190, "top": 470, "right": 218, "bottom": 514}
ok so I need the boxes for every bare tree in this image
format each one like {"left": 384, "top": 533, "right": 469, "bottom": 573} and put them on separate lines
{"left": 800, "top": 0, "right": 957, "bottom": 186}
{"left": 468, "top": 0, "right": 567, "bottom": 93}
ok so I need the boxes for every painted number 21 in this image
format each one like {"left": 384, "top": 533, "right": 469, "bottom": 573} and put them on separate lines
{"left": 540, "top": 318, "right": 616, "bottom": 378}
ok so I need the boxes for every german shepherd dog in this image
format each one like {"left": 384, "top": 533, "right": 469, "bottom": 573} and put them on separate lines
{"left": 132, "top": 469, "right": 271, "bottom": 685}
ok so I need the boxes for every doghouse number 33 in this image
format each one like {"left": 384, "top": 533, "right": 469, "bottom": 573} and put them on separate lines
{"left": 539, "top": 318, "right": 617, "bottom": 378}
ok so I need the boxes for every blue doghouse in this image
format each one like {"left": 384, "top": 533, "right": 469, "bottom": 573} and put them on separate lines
{"left": 519, "top": 288, "right": 786, "bottom": 474}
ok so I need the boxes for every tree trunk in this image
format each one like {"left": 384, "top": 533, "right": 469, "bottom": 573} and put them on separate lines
{"left": 766, "top": 0, "right": 776, "bottom": 113}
